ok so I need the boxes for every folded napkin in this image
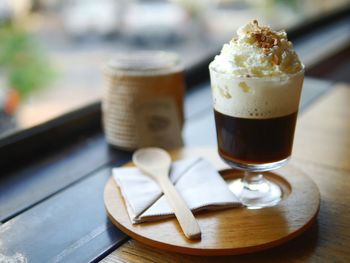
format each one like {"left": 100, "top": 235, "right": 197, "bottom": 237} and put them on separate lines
{"left": 113, "top": 158, "right": 242, "bottom": 223}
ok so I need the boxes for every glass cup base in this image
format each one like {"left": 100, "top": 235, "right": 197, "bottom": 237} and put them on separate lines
{"left": 228, "top": 177, "right": 282, "bottom": 209}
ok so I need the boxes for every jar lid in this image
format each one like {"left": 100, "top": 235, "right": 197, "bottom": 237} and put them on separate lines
{"left": 105, "top": 51, "right": 183, "bottom": 76}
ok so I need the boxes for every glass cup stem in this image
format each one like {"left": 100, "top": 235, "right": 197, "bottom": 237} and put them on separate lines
{"left": 243, "top": 172, "right": 270, "bottom": 192}
{"left": 229, "top": 171, "right": 282, "bottom": 209}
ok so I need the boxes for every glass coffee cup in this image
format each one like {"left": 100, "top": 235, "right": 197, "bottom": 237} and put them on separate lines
{"left": 209, "top": 65, "right": 304, "bottom": 208}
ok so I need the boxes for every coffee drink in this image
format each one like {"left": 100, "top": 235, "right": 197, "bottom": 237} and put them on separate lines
{"left": 214, "top": 110, "right": 297, "bottom": 164}
{"left": 209, "top": 20, "right": 304, "bottom": 170}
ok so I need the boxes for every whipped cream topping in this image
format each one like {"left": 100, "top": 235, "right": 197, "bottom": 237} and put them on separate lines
{"left": 210, "top": 20, "right": 303, "bottom": 78}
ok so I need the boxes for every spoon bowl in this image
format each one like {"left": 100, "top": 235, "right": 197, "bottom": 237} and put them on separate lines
{"left": 133, "top": 148, "right": 171, "bottom": 179}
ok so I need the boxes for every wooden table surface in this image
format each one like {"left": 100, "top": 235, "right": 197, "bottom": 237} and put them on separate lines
{"left": 0, "top": 80, "right": 347, "bottom": 262}
{"left": 101, "top": 84, "right": 350, "bottom": 262}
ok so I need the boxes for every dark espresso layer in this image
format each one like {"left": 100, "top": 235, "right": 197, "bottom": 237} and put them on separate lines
{"left": 214, "top": 110, "right": 298, "bottom": 164}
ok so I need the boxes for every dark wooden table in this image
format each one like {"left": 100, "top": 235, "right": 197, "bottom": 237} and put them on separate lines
{"left": 1, "top": 76, "right": 344, "bottom": 262}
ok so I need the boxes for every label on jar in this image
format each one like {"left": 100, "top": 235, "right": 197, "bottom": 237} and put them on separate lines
{"left": 134, "top": 96, "right": 183, "bottom": 149}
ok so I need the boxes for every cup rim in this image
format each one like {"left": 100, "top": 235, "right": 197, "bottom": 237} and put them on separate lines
{"left": 104, "top": 50, "right": 184, "bottom": 77}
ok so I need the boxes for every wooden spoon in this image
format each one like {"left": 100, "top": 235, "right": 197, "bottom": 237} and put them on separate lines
{"left": 133, "top": 147, "right": 201, "bottom": 240}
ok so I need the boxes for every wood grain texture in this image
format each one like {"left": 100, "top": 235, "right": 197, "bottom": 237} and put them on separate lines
{"left": 0, "top": 135, "right": 123, "bottom": 222}
{"left": 293, "top": 84, "right": 350, "bottom": 170}
{"left": 101, "top": 84, "right": 350, "bottom": 262}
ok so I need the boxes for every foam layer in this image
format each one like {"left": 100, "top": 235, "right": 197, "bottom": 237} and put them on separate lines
{"left": 210, "top": 20, "right": 303, "bottom": 78}
{"left": 210, "top": 70, "right": 304, "bottom": 119}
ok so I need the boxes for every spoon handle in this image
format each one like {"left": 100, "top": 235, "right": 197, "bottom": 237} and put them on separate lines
{"left": 158, "top": 177, "right": 201, "bottom": 240}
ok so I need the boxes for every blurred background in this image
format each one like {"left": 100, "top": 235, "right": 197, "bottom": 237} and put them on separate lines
{"left": 0, "top": 0, "right": 349, "bottom": 138}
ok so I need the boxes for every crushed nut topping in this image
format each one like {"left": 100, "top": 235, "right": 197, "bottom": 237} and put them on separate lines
{"left": 248, "top": 20, "right": 280, "bottom": 49}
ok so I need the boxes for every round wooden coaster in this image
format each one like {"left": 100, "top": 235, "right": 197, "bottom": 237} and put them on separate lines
{"left": 104, "top": 148, "right": 320, "bottom": 255}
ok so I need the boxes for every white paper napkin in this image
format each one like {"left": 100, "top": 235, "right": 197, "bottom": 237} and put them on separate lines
{"left": 113, "top": 158, "right": 242, "bottom": 223}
